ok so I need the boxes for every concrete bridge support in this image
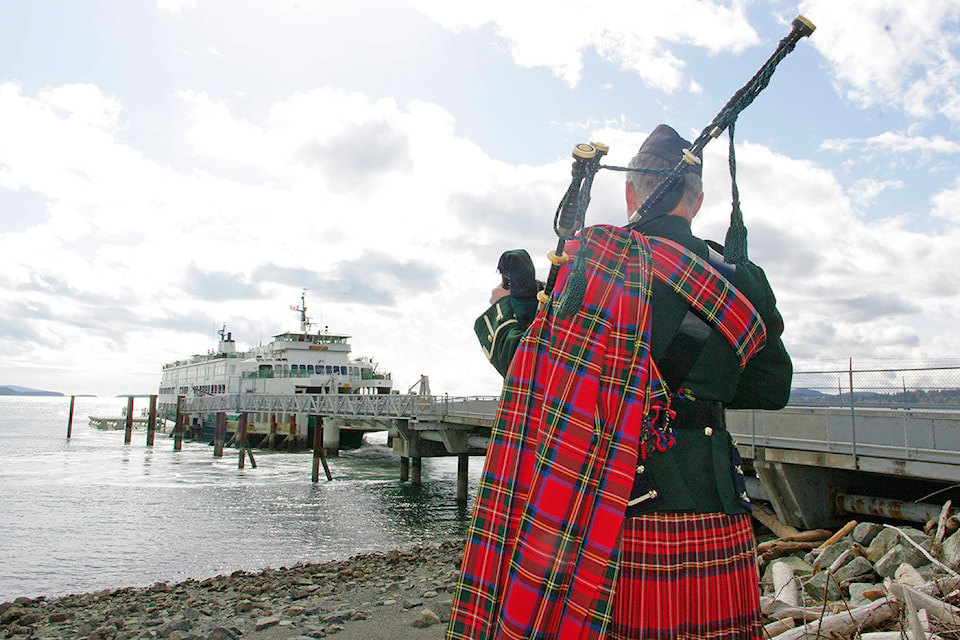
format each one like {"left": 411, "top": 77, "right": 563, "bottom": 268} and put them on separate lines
{"left": 754, "top": 460, "right": 856, "bottom": 530}
{"left": 323, "top": 418, "right": 341, "bottom": 457}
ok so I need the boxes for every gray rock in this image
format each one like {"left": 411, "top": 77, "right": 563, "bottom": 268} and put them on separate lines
{"left": 90, "top": 626, "right": 119, "bottom": 640}
{"left": 803, "top": 572, "right": 842, "bottom": 602}
{"left": 0, "top": 606, "right": 23, "bottom": 625}
{"left": 319, "top": 609, "right": 355, "bottom": 624}
{"left": 851, "top": 522, "right": 884, "bottom": 546}
{"left": 255, "top": 615, "right": 281, "bottom": 630}
{"left": 848, "top": 582, "right": 883, "bottom": 607}
{"left": 76, "top": 621, "right": 96, "bottom": 636}
{"left": 810, "top": 540, "right": 853, "bottom": 569}
{"left": 875, "top": 544, "right": 911, "bottom": 578}
{"left": 898, "top": 536, "right": 934, "bottom": 568}
{"left": 16, "top": 611, "right": 42, "bottom": 626}
{"left": 866, "top": 527, "right": 902, "bottom": 562}
{"left": 207, "top": 627, "right": 241, "bottom": 640}
{"left": 942, "top": 528, "right": 960, "bottom": 568}
{"left": 866, "top": 526, "right": 929, "bottom": 564}
{"left": 833, "top": 556, "right": 874, "bottom": 584}
{"left": 918, "top": 562, "right": 946, "bottom": 582}
{"left": 48, "top": 610, "right": 71, "bottom": 623}
{"left": 156, "top": 617, "right": 192, "bottom": 638}
{"left": 410, "top": 608, "right": 441, "bottom": 628}
{"left": 760, "top": 557, "right": 812, "bottom": 596}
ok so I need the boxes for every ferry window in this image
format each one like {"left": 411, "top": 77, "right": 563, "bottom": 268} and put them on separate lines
{"left": 325, "top": 365, "right": 332, "bottom": 374}
{"left": 307, "top": 365, "right": 314, "bottom": 373}
{"left": 334, "top": 366, "right": 342, "bottom": 374}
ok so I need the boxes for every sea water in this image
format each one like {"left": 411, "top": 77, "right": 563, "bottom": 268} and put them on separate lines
{"left": 0, "top": 396, "right": 480, "bottom": 602}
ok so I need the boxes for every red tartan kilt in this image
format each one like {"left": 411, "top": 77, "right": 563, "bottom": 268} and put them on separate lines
{"left": 610, "top": 512, "right": 762, "bottom": 640}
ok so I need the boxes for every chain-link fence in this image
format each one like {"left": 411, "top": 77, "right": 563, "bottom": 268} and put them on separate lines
{"left": 791, "top": 360, "right": 960, "bottom": 410}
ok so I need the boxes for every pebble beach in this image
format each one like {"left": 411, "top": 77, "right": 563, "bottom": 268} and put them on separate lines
{"left": 0, "top": 542, "right": 464, "bottom": 640}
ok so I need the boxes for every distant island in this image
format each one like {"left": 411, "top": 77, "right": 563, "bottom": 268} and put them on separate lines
{"left": 0, "top": 385, "right": 64, "bottom": 397}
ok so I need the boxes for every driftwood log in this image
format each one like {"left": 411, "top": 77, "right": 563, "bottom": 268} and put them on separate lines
{"left": 887, "top": 582, "right": 960, "bottom": 627}
{"left": 753, "top": 503, "right": 800, "bottom": 539}
{"left": 768, "top": 598, "right": 900, "bottom": 640}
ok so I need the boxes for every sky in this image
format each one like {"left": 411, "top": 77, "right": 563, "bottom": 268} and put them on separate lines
{"left": 1, "top": 0, "right": 959, "bottom": 398}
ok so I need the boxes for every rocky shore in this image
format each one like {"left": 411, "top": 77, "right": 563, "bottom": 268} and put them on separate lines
{"left": 7, "top": 512, "right": 960, "bottom": 639}
{"left": 0, "top": 542, "right": 464, "bottom": 640}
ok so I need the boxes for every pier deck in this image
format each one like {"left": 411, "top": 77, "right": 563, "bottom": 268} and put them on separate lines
{"left": 178, "top": 394, "right": 960, "bottom": 528}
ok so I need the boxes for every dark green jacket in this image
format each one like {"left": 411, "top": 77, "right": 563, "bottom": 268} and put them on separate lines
{"left": 474, "top": 216, "right": 792, "bottom": 514}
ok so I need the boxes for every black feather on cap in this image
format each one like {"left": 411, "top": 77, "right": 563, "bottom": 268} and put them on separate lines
{"left": 637, "top": 124, "right": 702, "bottom": 177}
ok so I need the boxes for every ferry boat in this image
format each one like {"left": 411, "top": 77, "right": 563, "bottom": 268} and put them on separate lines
{"left": 157, "top": 292, "right": 393, "bottom": 447}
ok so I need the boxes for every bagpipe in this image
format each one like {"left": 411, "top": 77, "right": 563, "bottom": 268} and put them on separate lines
{"left": 497, "top": 15, "right": 816, "bottom": 304}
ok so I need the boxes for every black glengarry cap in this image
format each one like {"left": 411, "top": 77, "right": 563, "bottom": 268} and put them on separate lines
{"left": 638, "top": 124, "right": 702, "bottom": 177}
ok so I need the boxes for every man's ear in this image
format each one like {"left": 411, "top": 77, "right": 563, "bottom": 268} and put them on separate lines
{"left": 691, "top": 192, "right": 704, "bottom": 219}
{"left": 625, "top": 181, "right": 639, "bottom": 215}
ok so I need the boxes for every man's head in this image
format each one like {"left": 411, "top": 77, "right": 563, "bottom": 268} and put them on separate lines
{"left": 625, "top": 124, "right": 703, "bottom": 222}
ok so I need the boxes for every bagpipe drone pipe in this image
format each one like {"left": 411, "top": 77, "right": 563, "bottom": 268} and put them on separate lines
{"left": 518, "top": 15, "right": 817, "bottom": 306}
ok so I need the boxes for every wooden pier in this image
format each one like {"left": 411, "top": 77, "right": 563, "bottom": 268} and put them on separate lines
{"left": 116, "top": 393, "right": 960, "bottom": 525}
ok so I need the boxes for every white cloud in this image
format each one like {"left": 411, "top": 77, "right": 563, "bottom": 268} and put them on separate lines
{"left": 157, "top": 0, "right": 197, "bottom": 13}
{"left": 407, "top": 0, "right": 758, "bottom": 90}
{"left": 932, "top": 177, "right": 960, "bottom": 223}
{"left": 848, "top": 178, "right": 904, "bottom": 210}
{"left": 0, "top": 82, "right": 571, "bottom": 396}
{"left": 821, "top": 131, "right": 960, "bottom": 155}
{"left": 799, "top": 0, "right": 960, "bottom": 122}
{"left": 2, "top": 77, "right": 959, "bottom": 395}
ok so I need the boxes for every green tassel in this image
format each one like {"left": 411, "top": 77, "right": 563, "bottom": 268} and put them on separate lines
{"left": 723, "top": 204, "right": 748, "bottom": 265}
{"left": 724, "top": 121, "right": 748, "bottom": 265}
{"left": 558, "top": 251, "right": 588, "bottom": 318}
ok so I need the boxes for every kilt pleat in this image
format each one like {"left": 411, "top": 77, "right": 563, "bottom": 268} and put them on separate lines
{"left": 610, "top": 512, "right": 761, "bottom": 640}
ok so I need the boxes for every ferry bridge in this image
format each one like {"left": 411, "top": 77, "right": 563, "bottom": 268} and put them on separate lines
{"left": 179, "top": 393, "right": 960, "bottom": 530}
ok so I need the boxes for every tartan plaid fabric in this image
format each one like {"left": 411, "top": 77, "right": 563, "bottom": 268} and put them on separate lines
{"left": 647, "top": 236, "right": 766, "bottom": 369}
{"left": 447, "top": 225, "right": 766, "bottom": 640}
{"left": 610, "top": 513, "right": 762, "bottom": 640}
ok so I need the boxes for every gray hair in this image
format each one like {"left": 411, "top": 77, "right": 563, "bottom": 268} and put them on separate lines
{"left": 626, "top": 152, "right": 703, "bottom": 213}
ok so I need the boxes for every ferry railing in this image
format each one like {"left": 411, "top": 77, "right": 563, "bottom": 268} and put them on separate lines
{"left": 181, "top": 393, "right": 436, "bottom": 418}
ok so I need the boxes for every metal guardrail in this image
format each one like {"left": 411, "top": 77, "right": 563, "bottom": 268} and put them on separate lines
{"left": 182, "top": 393, "right": 437, "bottom": 418}
{"left": 180, "top": 393, "right": 504, "bottom": 420}
{"left": 178, "top": 362, "right": 960, "bottom": 473}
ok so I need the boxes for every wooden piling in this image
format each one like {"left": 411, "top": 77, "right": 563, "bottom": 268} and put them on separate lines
{"left": 173, "top": 396, "right": 184, "bottom": 451}
{"left": 312, "top": 418, "right": 332, "bottom": 482}
{"left": 400, "top": 456, "right": 409, "bottom": 482}
{"left": 289, "top": 414, "right": 297, "bottom": 449}
{"left": 238, "top": 413, "right": 248, "bottom": 469}
{"left": 146, "top": 394, "right": 157, "bottom": 446}
{"left": 234, "top": 413, "right": 257, "bottom": 468}
{"left": 269, "top": 414, "right": 277, "bottom": 449}
{"left": 66, "top": 395, "right": 75, "bottom": 439}
{"left": 124, "top": 396, "right": 134, "bottom": 444}
{"left": 213, "top": 412, "right": 226, "bottom": 457}
{"left": 457, "top": 454, "right": 469, "bottom": 503}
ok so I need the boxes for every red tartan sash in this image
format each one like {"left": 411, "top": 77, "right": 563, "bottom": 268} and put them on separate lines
{"left": 647, "top": 236, "right": 766, "bottom": 369}
{"left": 447, "top": 225, "right": 765, "bottom": 640}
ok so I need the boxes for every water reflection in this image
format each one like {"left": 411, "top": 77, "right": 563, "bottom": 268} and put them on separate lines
{"left": 0, "top": 397, "right": 481, "bottom": 600}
